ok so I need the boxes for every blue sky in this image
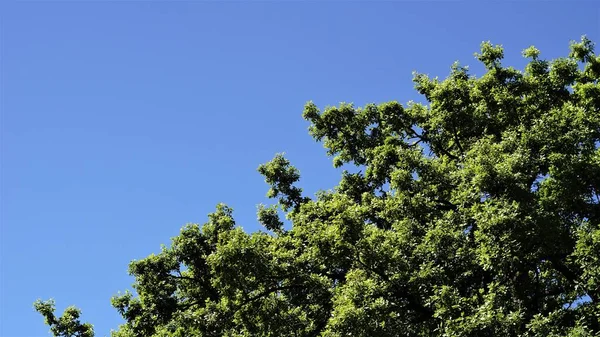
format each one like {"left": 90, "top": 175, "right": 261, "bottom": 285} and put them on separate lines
{"left": 1, "top": 1, "right": 598, "bottom": 336}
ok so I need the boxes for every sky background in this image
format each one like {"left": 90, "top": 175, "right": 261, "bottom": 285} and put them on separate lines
{"left": 1, "top": 1, "right": 599, "bottom": 336}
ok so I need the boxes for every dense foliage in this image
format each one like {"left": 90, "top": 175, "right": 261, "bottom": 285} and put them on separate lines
{"left": 36, "top": 37, "right": 600, "bottom": 336}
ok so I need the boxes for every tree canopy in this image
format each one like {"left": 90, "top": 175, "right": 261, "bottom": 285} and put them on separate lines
{"left": 36, "top": 37, "right": 600, "bottom": 336}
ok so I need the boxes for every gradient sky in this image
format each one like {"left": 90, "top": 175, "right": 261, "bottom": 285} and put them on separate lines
{"left": 1, "top": 1, "right": 599, "bottom": 336}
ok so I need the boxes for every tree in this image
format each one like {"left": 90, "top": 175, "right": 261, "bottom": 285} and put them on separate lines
{"left": 34, "top": 300, "right": 94, "bottom": 337}
{"left": 36, "top": 37, "right": 600, "bottom": 336}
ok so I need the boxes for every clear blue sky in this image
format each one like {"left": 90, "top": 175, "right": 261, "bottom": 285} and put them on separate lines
{"left": 1, "top": 1, "right": 598, "bottom": 336}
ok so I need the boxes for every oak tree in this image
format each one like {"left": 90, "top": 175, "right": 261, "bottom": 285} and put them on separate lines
{"left": 36, "top": 37, "right": 600, "bottom": 336}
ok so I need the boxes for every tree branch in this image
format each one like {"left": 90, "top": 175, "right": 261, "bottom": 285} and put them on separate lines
{"left": 243, "top": 285, "right": 303, "bottom": 305}
{"left": 407, "top": 127, "right": 460, "bottom": 160}
{"left": 549, "top": 257, "right": 599, "bottom": 303}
